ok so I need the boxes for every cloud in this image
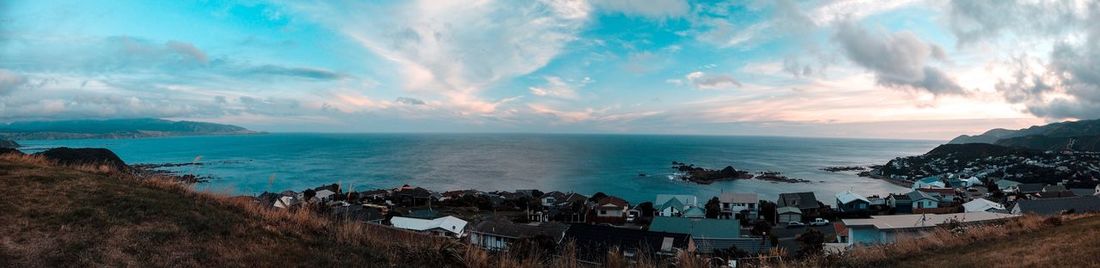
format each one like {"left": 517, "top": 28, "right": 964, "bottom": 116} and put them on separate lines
{"left": 165, "top": 41, "right": 209, "bottom": 63}
{"left": 283, "top": 0, "right": 590, "bottom": 115}
{"left": 0, "top": 69, "right": 27, "bottom": 95}
{"left": 529, "top": 76, "right": 582, "bottom": 99}
{"left": 247, "top": 65, "right": 346, "bottom": 80}
{"left": 947, "top": 0, "right": 1086, "bottom": 46}
{"left": 833, "top": 20, "right": 964, "bottom": 95}
{"left": 590, "top": 0, "right": 689, "bottom": 19}
{"left": 686, "top": 71, "right": 741, "bottom": 90}
{"left": 395, "top": 97, "right": 426, "bottom": 105}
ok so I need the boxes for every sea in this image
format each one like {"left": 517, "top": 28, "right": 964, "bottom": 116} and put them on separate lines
{"left": 17, "top": 133, "right": 940, "bottom": 205}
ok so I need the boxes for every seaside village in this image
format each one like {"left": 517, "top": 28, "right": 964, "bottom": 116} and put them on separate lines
{"left": 252, "top": 175, "right": 1100, "bottom": 266}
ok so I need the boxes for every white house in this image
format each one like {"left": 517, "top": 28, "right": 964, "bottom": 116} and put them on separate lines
{"left": 908, "top": 190, "right": 940, "bottom": 210}
{"left": 963, "top": 198, "right": 1005, "bottom": 212}
{"left": 835, "top": 191, "right": 871, "bottom": 212}
{"left": 390, "top": 215, "right": 468, "bottom": 238}
{"left": 469, "top": 220, "right": 567, "bottom": 252}
{"left": 777, "top": 206, "right": 802, "bottom": 223}
{"left": 841, "top": 212, "right": 1017, "bottom": 246}
{"left": 315, "top": 189, "right": 336, "bottom": 202}
{"left": 963, "top": 176, "right": 983, "bottom": 187}
{"left": 718, "top": 192, "right": 758, "bottom": 219}
{"left": 655, "top": 194, "right": 698, "bottom": 217}
{"left": 274, "top": 195, "right": 298, "bottom": 209}
{"left": 912, "top": 176, "right": 946, "bottom": 189}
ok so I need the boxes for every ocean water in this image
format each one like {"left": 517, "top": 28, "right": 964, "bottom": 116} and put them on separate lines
{"left": 17, "top": 133, "right": 939, "bottom": 205}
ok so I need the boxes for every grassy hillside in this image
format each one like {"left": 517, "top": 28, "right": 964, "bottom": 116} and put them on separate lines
{"left": 0, "top": 155, "right": 462, "bottom": 267}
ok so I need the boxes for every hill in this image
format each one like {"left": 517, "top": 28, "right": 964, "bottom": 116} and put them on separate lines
{"left": 0, "top": 118, "right": 257, "bottom": 140}
{"left": 0, "top": 139, "right": 17, "bottom": 148}
{"left": 0, "top": 154, "right": 462, "bottom": 267}
{"left": 948, "top": 119, "right": 1100, "bottom": 151}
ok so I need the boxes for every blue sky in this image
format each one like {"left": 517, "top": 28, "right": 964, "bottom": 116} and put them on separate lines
{"left": 1, "top": 0, "right": 1098, "bottom": 139}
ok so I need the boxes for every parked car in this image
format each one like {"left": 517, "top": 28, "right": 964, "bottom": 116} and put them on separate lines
{"left": 810, "top": 218, "right": 830, "bottom": 226}
{"left": 786, "top": 221, "right": 806, "bottom": 228}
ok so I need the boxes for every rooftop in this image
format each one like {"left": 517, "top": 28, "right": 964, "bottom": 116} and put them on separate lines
{"left": 841, "top": 212, "right": 1017, "bottom": 230}
{"left": 648, "top": 217, "right": 740, "bottom": 239}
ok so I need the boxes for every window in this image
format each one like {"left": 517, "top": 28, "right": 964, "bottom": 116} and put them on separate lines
{"left": 600, "top": 210, "right": 607, "bottom": 215}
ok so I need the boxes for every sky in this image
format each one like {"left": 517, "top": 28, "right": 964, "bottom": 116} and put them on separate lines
{"left": 1, "top": 0, "right": 1098, "bottom": 140}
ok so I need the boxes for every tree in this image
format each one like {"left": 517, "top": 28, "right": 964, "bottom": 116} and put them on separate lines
{"left": 303, "top": 189, "right": 317, "bottom": 202}
{"left": 589, "top": 192, "right": 608, "bottom": 203}
{"left": 758, "top": 200, "right": 777, "bottom": 224}
{"left": 750, "top": 220, "right": 772, "bottom": 236}
{"left": 796, "top": 228, "right": 825, "bottom": 257}
{"left": 705, "top": 197, "right": 722, "bottom": 218}
{"left": 636, "top": 202, "right": 656, "bottom": 218}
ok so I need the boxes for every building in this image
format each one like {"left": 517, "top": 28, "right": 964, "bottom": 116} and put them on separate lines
{"left": 962, "top": 198, "right": 1005, "bottom": 213}
{"left": 1011, "top": 196, "right": 1100, "bottom": 216}
{"left": 591, "top": 196, "right": 629, "bottom": 225}
{"left": 777, "top": 206, "right": 802, "bottom": 223}
{"left": 541, "top": 191, "right": 567, "bottom": 207}
{"left": 886, "top": 193, "right": 913, "bottom": 213}
{"left": 564, "top": 223, "right": 694, "bottom": 263}
{"left": 1014, "top": 183, "right": 1046, "bottom": 195}
{"left": 647, "top": 217, "right": 770, "bottom": 254}
{"left": 840, "top": 212, "right": 1017, "bottom": 246}
{"left": 390, "top": 215, "right": 468, "bottom": 238}
{"left": 718, "top": 192, "right": 759, "bottom": 220}
{"left": 655, "top": 194, "right": 699, "bottom": 217}
{"left": 912, "top": 176, "right": 946, "bottom": 189}
{"left": 835, "top": 191, "right": 871, "bottom": 212}
{"left": 994, "top": 179, "right": 1022, "bottom": 191}
{"left": 469, "top": 220, "right": 568, "bottom": 252}
{"left": 908, "top": 190, "right": 940, "bottom": 210}
{"left": 777, "top": 192, "right": 823, "bottom": 218}
{"left": 682, "top": 206, "right": 706, "bottom": 218}
{"left": 917, "top": 188, "right": 959, "bottom": 204}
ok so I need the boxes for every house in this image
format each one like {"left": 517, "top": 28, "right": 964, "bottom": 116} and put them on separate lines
{"left": 962, "top": 198, "right": 1006, "bottom": 213}
{"left": 1011, "top": 196, "right": 1100, "bottom": 216}
{"left": 835, "top": 191, "right": 871, "bottom": 212}
{"left": 314, "top": 189, "right": 336, "bottom": 203}
{"left": 1069, "top": 188, "right": 1096, "bottom": 197}
{"left": 359, "top": 189, "right": 390, "bottom": 200}
{"left": 917, "top": 188, "right": 958, "bottom": 204}
{"left": 591, "top": 196, "right": 629, "bottom": 225}
{"left": 834, "top": 223, "right": 849, "bottom": 244}
{"left": 777, "top": 192, "right": 823, "bottom": 218}
{"left": 777, "top": 206, "right": 802, "bottom": 223}
{"left": 886, "top": 193, "right": 913, "bottom": 213}
{"left": 1043, "top": 184, "right": 1067, "bottom": 192}
{"left": 912, "top": 176, "right": 946, "bottom": 189}
{"left": 393, "top": 187, "right": 436, "bottom": 207}
{"left": 541, "top": 191, "right": 567, "bottom": 207}
{"left": 682, "top": 206, "right": 706, "bottom": 218}
{"left": 390, "top": 215, "right": 468, "bottom": 238}
{"left": 718, "top": 192, "right": 759, "bottom": 220}
{"left": 962, "top": 176, "right": 983, "bottom": 187}
{"left": 648, "top": 217, "right": 768, "bottom": 254}
{"left": 655, "top": 194, "right": 698, "bottom": 217}
{"left": 994, "top": 179, "right": 1022, "bottom": 191}
{"left": 841, "top": 212, "right": 1017, "bottom": 246}
{"left": 469, "top": 220, "right": 568, "bottom": 252}
{"left": 1014, "top": 183, "right": 1046, "bottom": 195}
{"left": 908, "top": 190, "right": 940, "bottom": 210}
{"left": 274, "top": 195, "right": 299, "bottom": 209}
{"left": 564, "top": 223, "right": 694, "bottom": 263}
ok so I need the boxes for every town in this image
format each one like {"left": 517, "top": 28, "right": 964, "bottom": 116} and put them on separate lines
{"left": 246, "top": 173, "right": 1100, "bottom": 266}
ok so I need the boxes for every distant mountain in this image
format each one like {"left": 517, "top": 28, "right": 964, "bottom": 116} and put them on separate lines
{"left": 948, "top": 119, "right": 1100, "bottom": 151}
{"left": 0, "top": 118, "right": 257, "bottom": 140}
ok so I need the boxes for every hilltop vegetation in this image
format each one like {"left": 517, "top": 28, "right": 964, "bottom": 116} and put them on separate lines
{"left": 949, "top": 119, "right": 1100, "bottom": 151}
{"left": 0, "top": 118, "right": 256, "bottom": 140}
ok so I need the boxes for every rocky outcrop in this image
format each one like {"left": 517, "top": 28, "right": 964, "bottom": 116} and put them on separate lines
{"left": 35, "top": 147, "right": 129, "bottom": 171}
{"left": 0, "top": 139, "right": 18, "bottom": 149}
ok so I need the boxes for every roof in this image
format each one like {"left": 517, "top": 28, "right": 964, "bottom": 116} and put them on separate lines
{"left": 777, "top": 192, "right": 820, "bottom": 210}
{"left": 390, "top": 215, "right": 468, "bottom": 235}
{"left": 917, "top": 188, "right": 957, "bottom": 196}
{"left": 1013, "top": 196, "right": 1100, "bottom": 216}
{"left": 833, "top": 222, "right": 848, "bottom": 236}
{"left": 694, "top": 238, "right": 772, "bottom": 254}
{"left": 1070, "top": 188, "right": 1096, "bottom": 197}
{"left": 1043, "top": 184, "right": 1067, "bottom": 192}
{"left": 682, "top": 206, "right": 707, "bottom": 218}
{"left": 835, "top": 191, "right": 870, "bottom": 205}
{"left": 777, "top": 206, "right": 802, "bottom": 215}
{"left": 648, "top": 217, "right": 740, "bottom": 239}
{"left": 598, "top": 196, "right": 629, "bottom": 208}
{"left": 889, "top": 193, "right": 911, "bottom": 201}
{"left": 656, "top": 194, "right": 697, "bottom": 207}
{"left": 1017, "top": 183, "right": 1046, "bottom": 193}
{"left": 906, "top": 190, "right": 939, "bottom": 202}
{"left": 315, "top": 189, "right": 336, "bottom": 199}
{"left": 963, "top": 198, "right": 1005, "bottom": 212}
{"left": 471, "top": 220, "right": 568, "bottom": 240}
{"left": 330, "top": 205, "right": 384, "bottom": 222}
{"left": 542, "top": 191, "right": 566, "bottom": 200}
{"left": 718, "top": 192, "right": 758, "bottom": 204}
{"left": 994, "top": 179, "right": 1022, "bottom": 189}
{"left": 841, "top": 212, "right": 1017, "bottom": 231}
{"left": 564, "top": 223, "right": 691, "bottom": 260}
